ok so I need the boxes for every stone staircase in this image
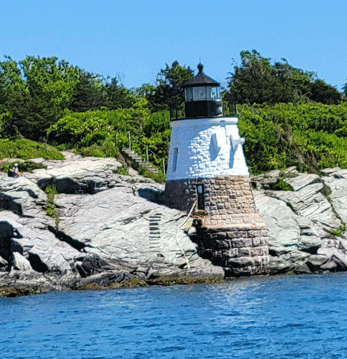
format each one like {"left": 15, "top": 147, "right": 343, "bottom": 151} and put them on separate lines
{"left": 148, "top": 213, "right": 163, "bottom": 257}
{"left": 121, "top": 148, "right": 159, "bottom": 174}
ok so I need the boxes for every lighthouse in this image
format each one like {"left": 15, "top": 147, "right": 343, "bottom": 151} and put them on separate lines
{"left": 165, "top": 64, "right": 269, "bottom": 276}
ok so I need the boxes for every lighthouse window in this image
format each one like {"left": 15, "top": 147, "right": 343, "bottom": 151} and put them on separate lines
{"left": 185, "top": 88, "right": 193, "bottom": 101}
{"left": 193, "top": 87, "right": 207, "bottom": 101}
{"left": 172, "top": 147, "right": 178, "bottom": 172}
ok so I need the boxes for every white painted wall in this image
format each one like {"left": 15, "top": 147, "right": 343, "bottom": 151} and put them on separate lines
{"left": 166, "top": 117, "right": 249, "bottom": 181}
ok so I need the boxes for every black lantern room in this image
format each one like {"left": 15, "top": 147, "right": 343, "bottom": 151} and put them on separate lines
{"left": 182, "top": 64, "right": 223, "bottom": 119}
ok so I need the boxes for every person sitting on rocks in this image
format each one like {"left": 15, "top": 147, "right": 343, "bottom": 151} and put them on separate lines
{"left": 8, "top": 163, "right": 22, "bottom": 178}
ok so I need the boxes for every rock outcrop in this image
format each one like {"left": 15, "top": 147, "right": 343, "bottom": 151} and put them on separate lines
{"left": 2, "top": 152, "right": 347, "bottom": 296}
{"left": 253, "top": 168, "right": 347, "bottom": 274}
{"left": 0, "top": 154, "right": 224, "bottom": 296}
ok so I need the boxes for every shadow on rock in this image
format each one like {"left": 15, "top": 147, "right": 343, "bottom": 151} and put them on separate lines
{"left": 0, "top": 221, "right": 23, "bottom": 240}
{"left": 137, "top": 188, "right": 162, "bottom": 203}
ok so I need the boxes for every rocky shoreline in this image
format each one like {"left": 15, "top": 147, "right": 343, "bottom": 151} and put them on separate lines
{"left": 1, "top": 153, "right": 347, "bottom": 297}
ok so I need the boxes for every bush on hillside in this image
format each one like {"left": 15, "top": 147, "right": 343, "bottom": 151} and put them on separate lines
{"left": 238, "top": 102, "right": 347, "bottom": 173}
{"left": 47, "top": 101, "right": 171, "bottom": 169}
{"left": 0, "top": 138, "right": 64, "bottom": 160}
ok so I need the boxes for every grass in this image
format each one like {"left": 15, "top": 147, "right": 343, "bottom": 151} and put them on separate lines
{"left": 138, "top": 167, "right": 166, "bottom": 183}
{"left": 114, "top": 167, "right": 129, "bottom": 176}
{"left": 0, "top": 138, "right": 64, "bottom": 160}
{"left": 45, "top": 185, "right": 59, "bottom": 226}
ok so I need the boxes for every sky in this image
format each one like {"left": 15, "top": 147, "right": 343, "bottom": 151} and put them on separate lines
{"left": 1, "top": 0, "right": 347, "bottom": 91}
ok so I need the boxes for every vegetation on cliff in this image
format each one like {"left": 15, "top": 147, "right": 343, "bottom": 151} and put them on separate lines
{"left": 238, "top": 102, "right": 347, "bottom": 173}
{"left": 1, "top": 51, "right": 347, "bottom": 174}
{"left": 0, "top": 138, "right": 63, "bottom": 160}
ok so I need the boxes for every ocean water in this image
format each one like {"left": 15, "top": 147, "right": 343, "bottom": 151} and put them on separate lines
{"left": 1, "top": 273, "right": 347, "bottom": 359}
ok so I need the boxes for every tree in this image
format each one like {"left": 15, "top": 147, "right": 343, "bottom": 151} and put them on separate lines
{"left": 103, "top": 76, "right": 135, "bottom": 110}
{"left": 0, "top": 56, "right": 79, "bottom": 140}
{"left": 0, "top": 56, "right": 136, "bottom": 140}
{"left": 343, "top": 81, "right": 347, "bottom": 100}
{"left": 225, "top": 50, "right": 342, "bottom": 106}
{"left": 143, "top": 61, "right": 194, "bottom": 114}
{"left": 69, "top": 70, "right": 104, "bottom": 112}
{"left": 310, "top": 80, "right": 341, "bottom": 105}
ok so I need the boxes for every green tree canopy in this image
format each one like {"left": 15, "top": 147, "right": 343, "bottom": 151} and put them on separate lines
{"left": 225, "top": 50, "right": 342, "bottom": 106}
{"left": 141, "top": 61, "right": 194, "bottom": 115}
{"left": 0, "top": 56, "right": 79, "bottom": 139}
{"left": 0, "top": 56, "right": 136, "bottom": 140}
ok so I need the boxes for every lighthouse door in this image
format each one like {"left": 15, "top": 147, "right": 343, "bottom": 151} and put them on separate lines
{"left": 197, "top": 184, "right": 205, "bottom": 210}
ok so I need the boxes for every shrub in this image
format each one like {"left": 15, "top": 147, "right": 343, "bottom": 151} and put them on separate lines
{"left": 45, "top": 185, "right": 59, "bottom": 226}
{"left": 267, "top": 178, "right": 294, "bottom": 191}
{"left": 138, "top": 167, "right": 166, "bottom": 183}
{"left": 0, "top": 139, "right": 64, "bottom": 160}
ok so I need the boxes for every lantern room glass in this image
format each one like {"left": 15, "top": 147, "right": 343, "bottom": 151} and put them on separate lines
{"left": 184, "top": 87, "right": 193, "bottom": 101}
{"left": 185, "top": 87, "right": 220, "bottom": 102}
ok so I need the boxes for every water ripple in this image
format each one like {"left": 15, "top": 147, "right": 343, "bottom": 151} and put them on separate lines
{"left": 1, "top": 273, "right": 347, "bottom": 358}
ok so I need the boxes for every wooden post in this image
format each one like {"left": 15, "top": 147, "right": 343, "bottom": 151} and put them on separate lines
{"left": 162, "top": 159, "right": 165, "bottom": 176}
{"left": 146, "top": 146, "right": 149, "bottom": 163}
{"left": 114, "top": 133, "right": 117, "bottom": 146}
{"left": 128, "top": 132, "right": 131, "bottom": 150}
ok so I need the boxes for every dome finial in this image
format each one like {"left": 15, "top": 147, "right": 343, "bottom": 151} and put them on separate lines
{"left": 197, "top": 63, "right": 203, "bottom": 74}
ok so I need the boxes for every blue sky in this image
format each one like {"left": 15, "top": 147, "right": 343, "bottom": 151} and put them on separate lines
{"left": 1, "top": 0, "right": 346, "bottom": 90}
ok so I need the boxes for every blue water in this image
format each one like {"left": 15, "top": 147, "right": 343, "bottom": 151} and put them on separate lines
{"left": 1, "top": 274, "right": 347, "bottom": 358}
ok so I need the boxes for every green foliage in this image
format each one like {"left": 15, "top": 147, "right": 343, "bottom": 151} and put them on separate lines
{"left": 114, "top": 167, "right": 129, "bottom": 176}
{"left": 141, "top": 61, "right": 193, "bottom": 114}
{"left": 47, "top": 101, "right": 170, "bottom": 170}
{"left": 267, "top": 178, "right": 294, "bottom": 191}
{"left": 0, "top": 138, "right": 64, "bottom": 160}
{"left": 225, "top": 50, "right": 342, "bottom": 106}
{"left": 138, "top": 167, "right": 166, "bottom": 183}
{"left": 0, "top": 56, "right": 79, "bottom": 140}
{"left": 238, "top": 102, "right": 347, "bottom": 173}
{"left": 0, "top": 56, "right": 135, "bottom": 140}
{"left": 45, "top": 185, "right": 59, "bottom": 226}
{"left": 74, "top": 145, "right": 107, "bottom": 158}
{"left": 329, "top": 223, "right": 347, "bottom": 237}
{"left": 70, "top": 72, "right": 135, "bottom": 112}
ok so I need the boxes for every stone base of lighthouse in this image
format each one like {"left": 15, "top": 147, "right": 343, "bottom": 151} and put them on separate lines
{"left": 165, "top": 176, "right": 269, "bottom": 276}
{"left": 192, "top": 224, "right": 269, "bottom": 276}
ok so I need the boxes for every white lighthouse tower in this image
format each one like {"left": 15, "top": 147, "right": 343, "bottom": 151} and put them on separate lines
{"left": 165, "top": 64, "right": 269, "bottom": 276}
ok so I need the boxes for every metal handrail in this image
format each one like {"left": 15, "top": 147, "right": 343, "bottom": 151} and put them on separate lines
{"left": 124, "top": 132, "right": 166, "bottom": 174}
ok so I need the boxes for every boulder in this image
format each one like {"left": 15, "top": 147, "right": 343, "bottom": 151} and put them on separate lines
{"left": 283, "top": 173, "right": 320, "bottom": 191}
{"left": 306, "top": 255, "right": 328, "bottom": 271}
{"left": 321, "top": 170, "right": 347, "bottom": 223}
{"left": 12, "top": 252, "right": 32, "bottom": 271}
{"left": 253, "top": 191, "right": 300, "bottom": 250}
{"left": 26, "top": 157, "right": 122, "bottom": 194}
{"left": 0, "top": 210, "right": 82, "bottom": 275}
{"left": 0, "top": 255, "right": 8, "bottom": 270}
{"left": 5, "top": 153, "right": 347, "bottom": 293}
{"left": 0, "top": 176, "right": 48, "bottom": 223}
